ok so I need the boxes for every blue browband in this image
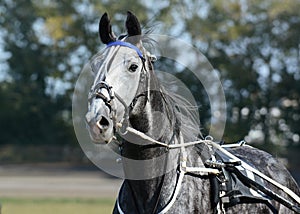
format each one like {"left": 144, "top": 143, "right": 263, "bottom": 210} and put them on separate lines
{"left": 106, "top": 41, "right": 144, "bottom": 59}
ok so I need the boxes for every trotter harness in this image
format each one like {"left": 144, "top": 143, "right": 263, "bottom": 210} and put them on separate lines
{"left": 202, "top": 142, "right": 300, "bottom": 214}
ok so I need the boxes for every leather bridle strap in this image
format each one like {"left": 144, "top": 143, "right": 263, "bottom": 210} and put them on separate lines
{"left": 89, "top": 81, "right": 115, "bottom": 112}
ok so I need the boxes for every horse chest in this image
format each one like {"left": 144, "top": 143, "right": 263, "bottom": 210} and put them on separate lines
{"left": 167, "top": 176, "right": 213, "bottom": 213}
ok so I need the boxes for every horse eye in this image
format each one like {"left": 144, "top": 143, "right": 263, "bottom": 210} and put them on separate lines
{"left": 129, "top": 64, "right": 138, "bottom": 72}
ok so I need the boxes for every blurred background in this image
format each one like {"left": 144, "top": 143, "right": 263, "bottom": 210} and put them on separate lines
{"left": 0, "top": 0, "right": 299, "bottom": 213}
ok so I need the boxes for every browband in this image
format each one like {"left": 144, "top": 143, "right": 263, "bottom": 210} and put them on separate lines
{"left": 107, "top": 40, "right": 144, "bottom": 59}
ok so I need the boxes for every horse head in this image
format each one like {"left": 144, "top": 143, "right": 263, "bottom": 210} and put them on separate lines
{"left": 85, "top": 12, "right": 152, "bottom": 143}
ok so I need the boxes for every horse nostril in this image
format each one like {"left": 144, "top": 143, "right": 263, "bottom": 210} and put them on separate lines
{"left": 96, "top": 116, "right": 110, "bottom": 130}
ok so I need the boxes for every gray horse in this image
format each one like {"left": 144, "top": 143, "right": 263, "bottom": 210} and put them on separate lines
{"left": 86, "top": 11, "right": 300, "bottom": 214}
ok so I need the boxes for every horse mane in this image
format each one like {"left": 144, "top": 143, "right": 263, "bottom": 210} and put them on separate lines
{"left": 162, "top": 85, "right": 203, "bottom": 142}
{"left": 139, "top": 31, "right": 202, "bottom": 143}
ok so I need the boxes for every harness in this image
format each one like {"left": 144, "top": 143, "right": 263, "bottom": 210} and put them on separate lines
{"left": 116, "top": 128, "right": 300, "bottom": 214}
{"left": 90, "top": 41, "right": 300, "bottom": 214}
{"left": 206, "top": 144, "right": 288, "bottom": 214}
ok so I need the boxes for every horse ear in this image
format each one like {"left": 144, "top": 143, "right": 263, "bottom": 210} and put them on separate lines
{"left": 99, "top": 12, "right": 116, "bottom": 44}
{"left": 125, "top": 11, "right": 141, "bottom": 37}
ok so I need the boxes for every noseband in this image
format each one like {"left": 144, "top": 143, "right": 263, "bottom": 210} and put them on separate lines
{"left": 89, "top": 81, "right": 115, "bottom": 112}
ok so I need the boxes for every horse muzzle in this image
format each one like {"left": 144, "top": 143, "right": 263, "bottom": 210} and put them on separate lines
{"left": 85, "top": 99, "right": 115, "bottom": 144}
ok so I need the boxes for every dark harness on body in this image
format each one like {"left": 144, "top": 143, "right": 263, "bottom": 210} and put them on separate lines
{"left": 203, "top": 142, "right": 300, "bottom": 214}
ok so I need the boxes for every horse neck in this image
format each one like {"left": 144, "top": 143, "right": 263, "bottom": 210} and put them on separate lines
{"left": 120, "top": 71, "right": 180, "bottom": 213}
{"left": 123, "top": 67, "right": 178, "bottom": 160}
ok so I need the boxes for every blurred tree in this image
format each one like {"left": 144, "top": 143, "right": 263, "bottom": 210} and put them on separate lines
{"left": 0, "top": 0, "right": 150, "bottom": 146}
{"left": 156, "top": 0, "right": 300, "bottom": 154}
{"left": 0, "top": 0, "right": 75, "bottom": 144}
{"left": 0, "top": 0, "right": 299, "bottom": 164}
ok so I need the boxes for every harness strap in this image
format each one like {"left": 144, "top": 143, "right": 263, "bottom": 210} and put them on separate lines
{"left": 158, "top": 170, "right": 185, "bottom": 214}
{"left": 207, "top": 142, "right": 300, "bottom": 205}
{"left": 227, "top": 165, "right": 299, "bottom": 213}
{"left": 116, "top": 132, "right": 221, "bottom": 214}
{"left": 158, "top": 133, "right": 187, "bottom": 214}
{"left": 116, "top": 156, "right": 217, "bottom": 214}
{"left": 117, "top": 197, "right": 125, "bottom": 214}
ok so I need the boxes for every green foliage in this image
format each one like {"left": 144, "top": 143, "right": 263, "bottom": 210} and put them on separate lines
{"left": 0, "top": 0, "right": 299, "bottom": 163}
{"left": 175, "top": 0, "right": 300, "bottom": 149}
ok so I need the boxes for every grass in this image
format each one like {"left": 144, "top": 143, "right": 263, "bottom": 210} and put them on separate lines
{"left": 0, "top": 197, "right": 116, "bottom": 214}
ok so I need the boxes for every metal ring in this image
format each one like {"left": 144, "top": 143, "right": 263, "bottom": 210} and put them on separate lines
{"left": 205, "top": 135, "right": 214, "bottom": 141}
